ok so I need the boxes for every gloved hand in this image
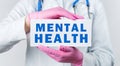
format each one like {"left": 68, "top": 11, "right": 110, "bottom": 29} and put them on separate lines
{"left": 25, "top": 7, "right": 84, "bottom": 33}
{"left": 37, "top": 45, "right": 83, "bottom": 66}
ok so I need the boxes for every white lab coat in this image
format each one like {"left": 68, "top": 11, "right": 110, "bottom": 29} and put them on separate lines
{"left": 0, "top": 0, "right": 114, "bottom": 66}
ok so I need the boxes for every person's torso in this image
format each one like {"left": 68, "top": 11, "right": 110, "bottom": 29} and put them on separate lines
{"left": 26, "top": 0, "right": 95, "bottom": 66}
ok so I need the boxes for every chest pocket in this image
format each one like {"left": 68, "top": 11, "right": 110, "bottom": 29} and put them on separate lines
{"left": 75, "top": 0, "right": 95, "bottom": 20}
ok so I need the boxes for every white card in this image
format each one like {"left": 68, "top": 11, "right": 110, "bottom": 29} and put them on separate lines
{"left": 30, "top": 19, "right": 92, "bottom": 47}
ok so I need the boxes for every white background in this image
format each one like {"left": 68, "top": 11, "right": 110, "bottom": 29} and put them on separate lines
{"left": 0, "top": 0, "right": 120, "bottom": 66}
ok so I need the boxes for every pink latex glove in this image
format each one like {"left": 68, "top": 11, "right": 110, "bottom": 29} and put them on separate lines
{"left": 37, "top": 45, "right": 83, "bottom": 66}
{"left": 25, "top": 7, "right": 84, "bottom": 33}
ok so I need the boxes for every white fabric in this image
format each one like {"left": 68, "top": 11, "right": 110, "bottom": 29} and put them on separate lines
{"left": 0, "top": 0, "right": 114, "bottom": 66}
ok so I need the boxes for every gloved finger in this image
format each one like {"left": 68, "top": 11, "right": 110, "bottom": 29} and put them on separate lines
{"left": 60, "top": 45, "right": 74, "bottom": 52}
{"left": 61, "top": 9, "right": 84, "bottom": 20}
{"left": 47, "top": 53, "right": 58, "bottom": 60}
{"left": 37, "top": 45, "right": 49, "bottom": 52}
{"left": 59, "top": 10, "right": 78, "bottom": 20}
{"left": 54, "top": 7, "right": 82, "bottom": 20}
{"left": 29, "top": 12, "right": 39, "bottom": 19}
{"left": 37, "top": 45, "right": 72, "bottom": 60}
{"left": 47, "top": 52, "right": 67, "bottom": 63}
{"left": 37, "top": 45, "right": 51, "bottom": 54}
{"left": 46, "top": 51, "right": 72, "bottom": 63}
{"left": 72, "top": 14, "right": 84, "bottom": 19}
{"left": 37, "top": 45, "right": 60, "bottom": 55}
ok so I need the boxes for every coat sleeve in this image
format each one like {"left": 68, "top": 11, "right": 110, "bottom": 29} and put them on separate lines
{"left": 82, "top": 0, "right": 114, "bottom": 66}
{"left": 0, "top": 0, "right": 29, "bottom": 53}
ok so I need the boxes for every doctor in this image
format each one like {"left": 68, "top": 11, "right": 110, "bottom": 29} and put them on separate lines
{"left": 0, "top": 0, "right": 114, "bottom": 66}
